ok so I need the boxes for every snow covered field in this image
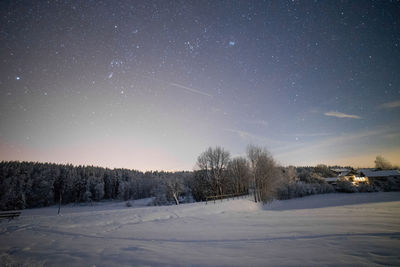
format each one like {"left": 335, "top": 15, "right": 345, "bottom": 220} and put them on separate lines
{"left": 1, "top": 192, "right": 400, "bottom": 266}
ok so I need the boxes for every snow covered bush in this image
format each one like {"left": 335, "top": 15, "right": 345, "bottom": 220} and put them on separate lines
{"left": 276, "top": 182, "right": 334, "bottom": 200}
{"left": 336, "top": 178, "right": 357, "bottom": 193}
{"left": 370, "top": 177, "right": 400, "bottom": 192}
{"left": 357, "top": 183, "right": 376, "bottom": 193}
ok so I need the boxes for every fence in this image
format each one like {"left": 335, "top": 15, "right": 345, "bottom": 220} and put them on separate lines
{"left": 205, "top": 192, "right": 249, "bottom": 204}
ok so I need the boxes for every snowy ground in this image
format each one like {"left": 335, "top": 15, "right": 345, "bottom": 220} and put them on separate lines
{"left": 1, "top": 192, "right": 400, "bottom": 266}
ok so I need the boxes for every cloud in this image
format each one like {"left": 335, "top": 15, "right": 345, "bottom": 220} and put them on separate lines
{"left": 379, "top": 100, "right": 400, "bottom": 109}
{"left": 225, "top": 128, "right": 256, "bottom": 139}
{"left": 224, "top": 128, "right": 283, "bottom": 146}
{"left": 324, "top": 111, "right": 361, "bottom": 119}
{"left": 170, "top": 83, "right": 212, "bottom": 97}
{"left": 284, "top": 132, "right": 332, "bottom": 138}
{"left": 246, "top": 120, "right": 268, "bottom": 127}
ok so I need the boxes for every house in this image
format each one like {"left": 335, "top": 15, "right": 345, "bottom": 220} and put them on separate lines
{"left": 324, "top": 168, "right": 400, "bottom": 189}
{"left": 355, "top": 169, "right": 400, "bottom": 190}
{"left": 324, "top": 168, "right": 352, "bottom": 185}
{"left": 325, "top": 168, "right": 368, "bottom": 185}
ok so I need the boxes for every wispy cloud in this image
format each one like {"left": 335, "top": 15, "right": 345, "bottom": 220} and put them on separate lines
{"left": 170, "top": 83, "right": 212, "bottom": 97}
{"left": 224, "top": 128, "right": 283, "bottom": 146}
{"left": 379, "top": 100, "right": 400, "bottom": 109}
{"left": 246, "top": 120, "right": 268, "bottom": 127}
{"left": 324, "top": 111, "right": 361, "bottom": 119}
{"left": 284, "top": 132, "right": 332, "bottom": 138}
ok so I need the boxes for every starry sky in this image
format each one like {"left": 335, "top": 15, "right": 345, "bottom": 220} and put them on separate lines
{"left": 1, "top": 0, "right": 400, "bottom": 171}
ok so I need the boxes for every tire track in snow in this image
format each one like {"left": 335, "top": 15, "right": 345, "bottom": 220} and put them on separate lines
{"left": 25, "top": 226, "right": 400, "bottom": 244}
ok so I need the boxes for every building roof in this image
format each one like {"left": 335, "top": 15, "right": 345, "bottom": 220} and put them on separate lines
{"left": 358, "top": 169, "right": 400, "bottom": 178}
{"left": 357, "top": 168, "right": 376, "bottom": 173}
{"left": 331, "top": 168, "right": 351, "bottom": 176}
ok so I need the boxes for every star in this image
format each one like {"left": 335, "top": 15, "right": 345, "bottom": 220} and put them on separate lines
{"left": 229, "top": 41, "right": 235, "bottom": 46}
{"left": 16, "top": 76, "right": 21, "bottom": 80}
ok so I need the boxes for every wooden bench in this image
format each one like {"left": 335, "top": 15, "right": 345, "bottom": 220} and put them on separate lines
{"left": 0, "top": 211, "right": 21, "bottom": 220}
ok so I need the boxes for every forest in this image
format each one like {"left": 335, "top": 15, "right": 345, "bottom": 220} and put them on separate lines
{"left": 0, "top": 145, "right": 392, "bottom": 211}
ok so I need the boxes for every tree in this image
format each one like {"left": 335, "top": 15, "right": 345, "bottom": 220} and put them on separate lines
{"left": 247, "top": 145, "right": 262, "bottom": 202}
{"left": 191, "top": 170, "right": 213, "bottom": 201}
{"left": 196, "top": 147, "right": 230, "bottom": 196}
{"left": 375, "top": 155, "right": 392, "bottom": 170}
{"left": 94, "top": 183, "right": 105, "bottom": 200}
{"left": 165, "top": 176, "right": 183, "bottom": 205}
{"left": 227, "top": 157, "right": 250, "bottom": 194}
{"left": 315, "top": 164, "right": 335, "bottom": 178}
{"left": 282, "top": 166, "right": 297, "bottom": 184}
{"left": 247, "top": 145, "right": 281, "bottom": 203}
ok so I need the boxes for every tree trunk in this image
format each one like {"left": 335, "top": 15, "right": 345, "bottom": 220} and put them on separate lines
{"left": 58, "top": 193, "right": 62, "bottom": 215}
{"left": 253, "top": 175, "right": 258, "bottom": 202}
{"left": 173, "top": 192, "right": 179, "bottom": 205}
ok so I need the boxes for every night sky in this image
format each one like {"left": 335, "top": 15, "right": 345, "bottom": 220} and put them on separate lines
{"left": 1, "top": 1, "right": 399, "bottom": 171}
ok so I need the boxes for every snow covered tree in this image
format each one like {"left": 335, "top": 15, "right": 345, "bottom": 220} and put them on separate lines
{"left": 375, "top": 155, "right": 392, "bottom": 170}
{"left": 94, "top": 183, "right": 105, "bottom": 201}
{"left": 117, "top": 180, "right": 129, "bottom": 200}
{"left": 315, "top": 164, "right": 335, "bottom": 178}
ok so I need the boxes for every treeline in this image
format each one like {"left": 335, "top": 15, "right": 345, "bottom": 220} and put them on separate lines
{"left": 0, "top": 161, "right": 192, "bottom": 211}
{"left": 1, "top": 146, "right": 369, "bottom": 211}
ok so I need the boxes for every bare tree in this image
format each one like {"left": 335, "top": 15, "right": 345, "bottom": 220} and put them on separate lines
{"left": 247, "top": 145, "right": 263, "bottom": 202}
{"left": 227, "top": 157, "right": 250, "bottom": 194}
{"left": 196, "top": 147, "right": 230, "bottom": 196}
{"left": 247, "top": 145, "right": 281, "bottom": 203}
{"left": 165, "top": 177, "right": 183, "bottom": 205}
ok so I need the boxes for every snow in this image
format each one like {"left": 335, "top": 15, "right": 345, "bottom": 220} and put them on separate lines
{"left": 1, "top": 193, "right": 400, "bottom": 266}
